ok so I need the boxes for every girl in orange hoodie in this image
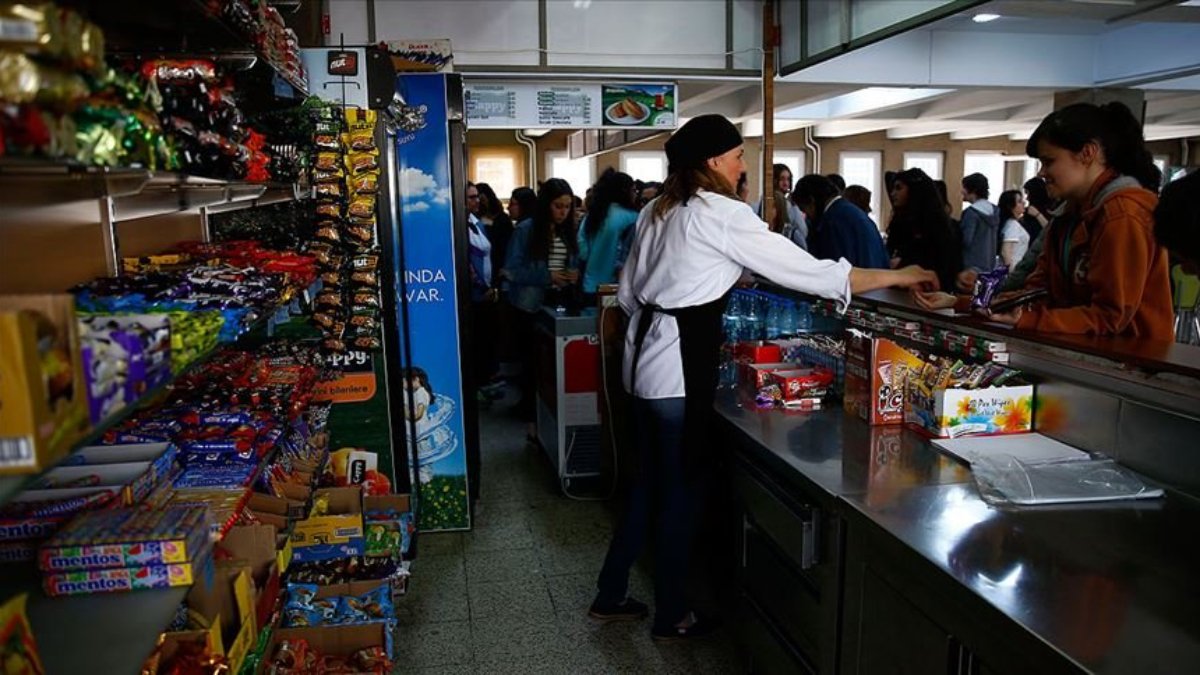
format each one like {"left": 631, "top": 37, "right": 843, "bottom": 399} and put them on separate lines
{"left": 917, "top": 102, "right": 1174, "bottom": 340}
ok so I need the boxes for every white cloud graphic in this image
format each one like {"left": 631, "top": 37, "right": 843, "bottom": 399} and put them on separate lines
{"left": 406, "top": 201, "right": 431, "bottom": 213}
{"left": 400, "top": 167, "right": 442, "bottom": 203}
{"left": 432, "top": 188, "right": 450, "bottom": 205}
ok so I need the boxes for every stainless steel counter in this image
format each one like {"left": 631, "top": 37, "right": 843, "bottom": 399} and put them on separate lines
{"left": 716, "top": 395, "right": 1200, "bottom": 674}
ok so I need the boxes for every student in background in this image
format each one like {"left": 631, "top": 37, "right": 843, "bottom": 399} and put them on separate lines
{"left": 502, "top": 178, "right": 580, "bottom": 442}
{"left": 476, "top": 183, "right": 513, "bottom": 281}
{"left": 755, "top": 163, "right": 807, "bottom": 248}
{"left": 1154, "top": 169, "right": 1200, "bottom": 344}
{"left": 1022, "top": 176, "right": 1053, "bottom": 241}
{"left": 918, "top": 102, "right": 1172, "bottom": 338}
{"left": 843, "top": 185, "right": 873, "bottom": 217}
{"left": 826, "top": 173, "right": 846, "bottom": 194}
{"left": 960, "top": 172, "right": 1000, "bottom": 273}
{"left": 887, "top": 167, "right": 962, "bottom": 291}
{"left": 998, "top": 189, "right": 1031, "bottom": 267}
{"left": 579, "top": 169, "right": 639, "bottom": 297}
{"left": 792, "top": 174, "right": 889, "bottom": 268}
{"left": 736, "top": 172, "right": 749, "bottom": 203}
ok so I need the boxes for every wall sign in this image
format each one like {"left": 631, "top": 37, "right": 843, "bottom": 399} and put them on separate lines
{"left": 465, "top": 81, "right": 677, "bottom": 130}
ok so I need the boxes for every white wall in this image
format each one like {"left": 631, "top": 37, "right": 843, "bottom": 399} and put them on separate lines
{"left": 372, "top": 0, "right": 540, "bottom": 66}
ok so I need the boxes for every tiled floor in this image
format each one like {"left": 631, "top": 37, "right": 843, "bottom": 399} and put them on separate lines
{"left": 394, "top": 394, "right": 746, "bottom": 674}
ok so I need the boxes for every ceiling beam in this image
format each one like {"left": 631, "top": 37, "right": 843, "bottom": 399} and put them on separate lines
{"left": 813, "top": 120, "right": 900, "bottom": 138}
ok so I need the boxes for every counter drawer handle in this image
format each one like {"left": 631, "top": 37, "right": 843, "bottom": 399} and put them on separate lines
{"left": 800, "top": 513, "right": 818, "bottom": 570}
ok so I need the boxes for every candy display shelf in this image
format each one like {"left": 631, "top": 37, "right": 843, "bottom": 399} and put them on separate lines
{"left": 0, "top": 292, "right": 314, "bottom": 512}
{"left": 62, "top": 0, "right": 309, "bottom": 97}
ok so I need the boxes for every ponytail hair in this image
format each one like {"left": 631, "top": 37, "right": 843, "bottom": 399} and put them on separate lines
{"left": 1026, "top": 101, "right": 1161, "bottom": 191}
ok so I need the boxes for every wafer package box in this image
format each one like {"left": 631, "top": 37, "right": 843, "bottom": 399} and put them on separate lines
{"left": 0, "top": 294, "right": 91, "bottom": 475}
{"left": 843, "top": 331, "right": 924, "bottom": 426}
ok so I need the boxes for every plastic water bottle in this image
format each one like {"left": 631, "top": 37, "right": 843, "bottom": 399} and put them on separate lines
{"left": 723, "top": 295, "right": 741, "bottom": 342}
{"left": 765, "top": 301, "right": 781, "bottom": 339}
{"left": 742, "top": 294, "right": 760, "bottom": 340}
{"left": 782, "top": 301, "right": 799, "bottom": 337}
{"left": 797, "top": 301, "right": 813, "bottom": 333}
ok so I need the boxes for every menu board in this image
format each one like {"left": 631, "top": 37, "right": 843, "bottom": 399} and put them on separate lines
{"left": 464, "top": 81, "right": 677, "bottom": 129}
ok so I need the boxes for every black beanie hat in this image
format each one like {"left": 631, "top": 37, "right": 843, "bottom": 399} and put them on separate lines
{"left": 665, "top": 114, "right": 743, "bottom": 174}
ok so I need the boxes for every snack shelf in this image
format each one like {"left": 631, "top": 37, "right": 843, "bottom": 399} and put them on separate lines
{"left": 62, "top": 0, "right": 309, "bottom": 97}
{"left": 0, "top": 288, "right": 314, "bottom": 512}
{"left": 0, "top": 564, "right": 190, "bottom": 675}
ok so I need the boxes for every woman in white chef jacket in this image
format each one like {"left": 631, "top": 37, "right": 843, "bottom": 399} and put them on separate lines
{"left": 588, "top": 115, "right": 938, "bottom": 641}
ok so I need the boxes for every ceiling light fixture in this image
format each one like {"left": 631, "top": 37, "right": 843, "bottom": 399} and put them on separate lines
{"left": 972, "top": 13, "right": 1002, "bottom": 22}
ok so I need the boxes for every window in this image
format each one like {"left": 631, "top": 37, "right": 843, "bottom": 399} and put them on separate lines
{"left": 620, "top": 151, "right": 668, "bottom": 183}
{"left": 470, "top": 153, "right": 520, "bottom": 202}
{"left": 1154, "top": 155, "right": 1169, "bottom": 180}
{"left": 1022, "top": 159, "right": 1040, "bottom": 184}
{"left": 903, "top": 152, "right": 943, "bottom": 180}
{"left": 962, "top": 151, "right": 1007, "bottom": 202}
{"left": 547, "top": 151, "right": 595, "bottom": 196}
{"left": 839, "top": 151, "right": 882, "bottom": 226}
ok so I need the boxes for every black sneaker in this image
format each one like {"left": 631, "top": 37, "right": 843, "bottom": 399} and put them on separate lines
{"left": 651, "top": 613, "right": 721, "bottom": 642}
{"left": 588, "top": 597, "right": 649, "bottom": 622}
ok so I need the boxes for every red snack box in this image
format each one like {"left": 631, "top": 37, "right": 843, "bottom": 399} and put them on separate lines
{"left": 768, "top": 367, "right": 835, "bottom": 401}
{"left": 741, "top": 362, "right": 801, "bottom": 390}
{"left": 734, "top": 341, "right": 782, "bottom": 364}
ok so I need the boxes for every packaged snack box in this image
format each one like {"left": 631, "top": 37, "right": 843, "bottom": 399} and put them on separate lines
{"left": 844, "top": 332, "right": 924, "bottom": 426}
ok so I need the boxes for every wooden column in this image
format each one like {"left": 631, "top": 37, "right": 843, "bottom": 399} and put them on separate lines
{"left": 761, "top": 0, "right": 777, "bottom": 225}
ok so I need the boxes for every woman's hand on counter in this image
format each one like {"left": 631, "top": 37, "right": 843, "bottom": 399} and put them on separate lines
{"left": 849, "top": 266, "right": 938, "bottom": 295}
{"left": 956, "top": 269, "right": 978, "bottom": 294}
{"left": 913, "top": 290, "right": 958, "bottom": 311}
{"left": 982, "top": 306, "right": 1023, "bottom": 326}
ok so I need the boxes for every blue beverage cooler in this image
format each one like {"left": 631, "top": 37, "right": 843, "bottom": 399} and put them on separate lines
{"left": 377, "top": 73, "right": 478, "bottom": 532}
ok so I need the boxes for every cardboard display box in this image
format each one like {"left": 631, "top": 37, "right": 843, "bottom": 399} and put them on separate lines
{"left": 221, "top": 524, "right": 283, "bottom": 630}
{"left": 907, "top": 382, "right": 1035, "bottom": 439}
{"left": 363, "top": 494, "right": 411, "bottom": 558}
{"left": 844, "top": 333, "right": 924, "bottom": 426}
{"left": 0, "top": 294, "right": 91, "bottom": 475}
{"left": 289, "top": 487, "right": 364, "bottom": 562}
{"left": 260, "top": 623, "right": 388, "bottom": 675}
{"left": 175, "top": 564, "right": 257, "bottom": 674}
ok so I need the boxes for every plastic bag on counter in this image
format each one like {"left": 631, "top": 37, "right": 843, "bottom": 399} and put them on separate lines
{"left": 971, "top": 455, "right": 1164, "bottom": 506}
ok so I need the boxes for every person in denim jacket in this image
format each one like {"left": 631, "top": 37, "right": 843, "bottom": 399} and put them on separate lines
{"left": 501, "top": 178, "right": 580, "bottom": 441}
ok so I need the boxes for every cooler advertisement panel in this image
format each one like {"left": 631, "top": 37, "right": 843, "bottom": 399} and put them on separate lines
{"left": 390, "top": 74, "right": 471, "bottom": 531}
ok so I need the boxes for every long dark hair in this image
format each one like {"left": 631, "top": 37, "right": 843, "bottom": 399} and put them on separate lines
{"left": 509, "top": 187, "right": 537, "bottom": 224}
{"left": 1025, "top": 101, "right": 1161, "bottom": 191}
{"left": 1022, "top": 176, "right": 1053, "bottom": 214}
{"left": 892, "top": 168, "right": 950, "bottom": 230}
{"left": 791, "top": 174, "right": 839, "bottom": 214}
{"left": 998, "top": 189, "right": 1023, "bottom": 221}
{"left": 475, "top": 182, "right": 503, "bottom": 218}
{"left": 531, "top": 178, "right": 577, "bottom": 261}
{"left": 584, "top": 168, "right": 635, "bottom": 242}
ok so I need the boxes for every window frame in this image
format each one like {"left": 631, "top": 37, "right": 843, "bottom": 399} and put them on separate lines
{"left": 838, "top": 150, "right": 883, "bottom": 226}
{"left": 902, "top": 151, "right": 944, "bottom": 180}
{"left": 619, "top": 150, "right": 669, "bottom": 184}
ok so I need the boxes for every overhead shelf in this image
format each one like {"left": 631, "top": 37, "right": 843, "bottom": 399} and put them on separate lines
{"left": 0, "top": 161, "right": 305, "bottom": 222}
{"left": 61, "top": 0, "right": 309, "bottom": 97}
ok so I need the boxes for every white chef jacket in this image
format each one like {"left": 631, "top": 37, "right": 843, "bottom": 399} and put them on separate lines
{"left": 619, "top": 190, "right": 852, "bottom": 399}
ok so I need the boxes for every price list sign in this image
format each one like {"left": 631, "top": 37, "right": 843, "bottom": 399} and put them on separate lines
{"left": 465, "top": 81, "right": 676, "bottom": 130}
{"left": 464, "top": 85, "right": 517, "bottom": 123}
{"left": 536, "top": 86, "right": 592, "bottom": 126}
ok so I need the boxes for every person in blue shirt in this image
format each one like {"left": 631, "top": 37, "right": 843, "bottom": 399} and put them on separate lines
{"left": 791, "top": 174, "right": 890, "bottom": 269}
{"left": 579, "top": 169, "right": 639, "bottom": 297}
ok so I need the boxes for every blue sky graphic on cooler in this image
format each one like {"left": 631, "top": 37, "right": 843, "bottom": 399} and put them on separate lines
{"left": 394, "top": 74, "right": 468, "bottom": 484}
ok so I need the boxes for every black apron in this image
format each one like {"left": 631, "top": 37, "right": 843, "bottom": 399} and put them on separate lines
{"left": 629, "top": 289, "right": 733, "bottom": 471}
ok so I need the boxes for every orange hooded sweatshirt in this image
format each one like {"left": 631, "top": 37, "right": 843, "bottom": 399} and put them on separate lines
{"left": 1016, "top": 170, "right": 1173, "bottom": 338}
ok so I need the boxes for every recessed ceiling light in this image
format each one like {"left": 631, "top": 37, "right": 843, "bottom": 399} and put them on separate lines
{"left": 972, "top": 13, "right": 1002, "bottom": 22}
